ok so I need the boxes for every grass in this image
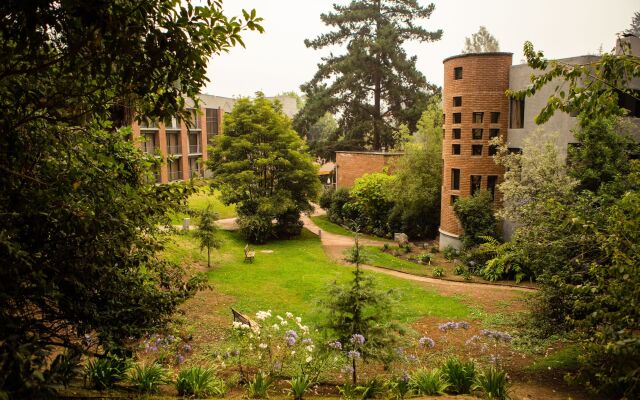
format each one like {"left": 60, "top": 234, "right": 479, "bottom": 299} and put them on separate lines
{"left": 310, "top": 215, "right": 391, "bottom": 242}
{"left": 161, "top": 229, "right": 471, "bottom": 326}
{"left": 169, "top": 188, "right": 236, "bottom": 224}
{"left": 361, "top": 246, "right": 430, "bottom": 273}
{"left": 529, "top": 345, "right": 581, "bottom": 372}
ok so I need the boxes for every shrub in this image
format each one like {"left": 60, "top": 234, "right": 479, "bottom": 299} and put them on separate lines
{"left": 430, "top": 246, "right": 439, "bottom": 253}
{"left": 432, "top": 267, "right": 445, "bottom": 278}
{"left": 441, "top": 357, "right": 476, "bottom": 394}
{"left": 127, "top": 363, "right": 169, "bottom": 393}
{"left": 382, "top": 243, "right": 391, "bottom": 252}
{"left": 409, "top": 368, "right": 449, "bottom": 396}
{"left": 287, "top": 373, "right": 311, "bottom": 400}
{"left": 84, "top": 356, "right": 127, "bottom": 390}
{"left": 399, "top": 243, "right": 412, "bottom": 254}
{"left": 357, "top": 377, "right": 386, "bottom": 399}
{"left": 319, "top": 188, "right": 334, "bottom": 210}
{"left": 328, "top": 188, "right": 352, "bottom": 224}
{"left": 247, "top": 371, "right": 272, "bottom": 399}
{"left": 453, "top": 190, "right": 499, "bottom": 249}
{"left": 275, "top": 209, "right": 304, "bottom": 238}
{"left": 338, "top": 383, "right": 358, "bottom": 400}
{"left": 349, "top": 173, "right": 396, "bottom": 235}
{"left": 176, "top": 366, "right": 225, "bottom": 398}
{"left": 238, "top": 214, "right": 273, "bottom": 244}
{"left": 453, "top": 264, "right": 466, "bottom": 276}
{"left": 386, "top": 374, "right": 412, "bottom": 399}
{"left": 46, "top": 349, "right": 82, "bottom": 388}
{"left": 443, "top": 245, "right": 459, "bottom": 261}
{"left": 416, "top": 253, "right": 432, "bottom": 264}
{"left": 474, "top": 366, "right": 510, "bottom": 400}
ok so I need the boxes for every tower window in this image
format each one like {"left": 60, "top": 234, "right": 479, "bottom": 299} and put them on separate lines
{"left": 472, "top": 112, "right": 484, "bottom": 123}
{"left": 490, "top": 112, "right": 500, "bottom": 123}
{"left": 452, "top": 168, "right": 460, "bottom": 190}
{"left": 470, "top": 175, "right": 482, "bottom": 196}
{"left": 453, "top": 96, "right": 462, "bottom": 107}
{"left": 490, "top": 128, "right": 500, "bottom": 138}
{"left": 472, "top": 145, "right": 483, "bottom": 156}
{"left": 487, "top": 175, "right": 498, "bottom": 200}
{"left": 452, "top": 144, "right": 461, "bottom": 155}
{"left": 472, "top": 128, "right": 483, "bottom": 140}
{"left": 488, "top": 145, "right": 498, "bottom": 156}
{"left": 454, "top": 67, "right": 463, "bottom": 80}
{"left": 453, "top": 128, "right": 461, "bottom": 139}
{"left": 453, "top": 113, "right": 462, "bottom": 124}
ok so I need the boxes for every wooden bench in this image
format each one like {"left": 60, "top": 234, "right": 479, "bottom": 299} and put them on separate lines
{"left": 231, "top": 308, "right": 259, "bottom": 331}
{"left": 244, "top": 244, "right": 255, "bottom": 263}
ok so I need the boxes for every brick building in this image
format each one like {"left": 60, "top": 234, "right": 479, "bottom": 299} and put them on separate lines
{"left": 439, "top": 36, "right": 640, "bottom": 250}
{"left": 335, "top": 151, "right": 403, "bottom": 188}
{"left": 131, "top": 93, "right": 299, "bottom": 184}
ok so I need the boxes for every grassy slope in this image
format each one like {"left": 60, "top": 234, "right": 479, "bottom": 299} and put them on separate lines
{"left": 311, "top": 215, "right": 391, "bottom": 242}
{"left": 162, "top": 229, "right": 470, "bottom": 326}
{"left": 169, "top": 188, "right": 236, "bottom": 224}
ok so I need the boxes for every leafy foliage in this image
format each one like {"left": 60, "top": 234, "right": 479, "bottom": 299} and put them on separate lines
{"left": 348, "top": 173, "right": 397, "bottom": 236}
{"left": 453, "top": 191, "right": 499, "bottom": 248}
{"left": 84, "top": 356, "right": 127, "bottom": 390}
{"left": 295, "top": 0, "right": 442, "bottom": 151}
{"left": 209, "top": 94, "right": 320, "bottom": 243}
{"left": 441, "top": 357, "right": 476, "bottom": 394}
{"left": 176, "top": 366, "right": 225, "bottom": 398}
{"left": 247, "top": 371, "right": 272, "bottom": 399}
{"left": 193, "top": 204, "right": 222, "bottom": 268}
{"left": 127, "top": 363, "right": 169, "bottom": 393}
{"left": 0, "top": 0, "right": 260, "bottom": 396}
{"left": 625, "top": 11, "right": 640, "bottom": 36}
{"left": 409, "top": 368, "right": 449, "bottom": 396}
{"left": 462, "top": 26, "right": 500, "bottom": 53}
{"left": 287, "top": 373, "right": 312, "bottom": 400}
{"left": 473, "top": 366, "right": 510, "bottom": 400}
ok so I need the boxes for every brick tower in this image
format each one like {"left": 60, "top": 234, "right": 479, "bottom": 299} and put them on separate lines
{"left": 439, "top": 52, "right": 513, "bottom": 249}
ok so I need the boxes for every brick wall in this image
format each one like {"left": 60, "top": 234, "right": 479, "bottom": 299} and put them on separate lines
{"left": 440, "top": 53, "right": 512, "bottom": 237}
{"left": 335, "top": 151, "right": 403, "bottom": 189}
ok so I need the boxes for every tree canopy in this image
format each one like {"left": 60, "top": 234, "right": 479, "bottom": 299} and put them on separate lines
{"left": 294, "top": 0, "right": 442, "bottom": 152}
{"left": 208, "top": 93, "right": 320, "bottom": 243}
{"left": 462, "top": 26, "right": 500, "bottom": 53}
{"left": 0, "top": 0, "right": 261, "bottom": 396}
{"left": 625, "top": 11, "right": 640, "bottom": 36}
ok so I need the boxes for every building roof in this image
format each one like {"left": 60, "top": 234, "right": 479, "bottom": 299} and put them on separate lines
{"left": 318, "top": 162, "right": 335, "bottom": 175}
{"left": 443, "top": 52, "right": 513, "bottom": 63}
{"left": 335, "top": 151, "right": 404, "bottom": 156}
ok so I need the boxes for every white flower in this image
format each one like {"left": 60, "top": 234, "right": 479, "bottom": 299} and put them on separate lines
{"left": 291, "top": 350, "right": 296, "bottom": 355}
{"left": 241, "top": 323, "right": 250, "bottom": 330}
{"left": 280, "top": 320, "right": 288, "bottom": 326}
{"left": 306, "top": 356, "right": 313, "bottom": 363}
{"left": 295, "top": 317, "right": 302, "bottom": 323}
{"left": 272, "top": 324, "right": 280, "bottom": 331}
{"left": 306, "top": 345, "right": 314, "bottom": 352}
{"left": 301, "top": 325, "right": 310, "bottom": 334}
{"left": 233, "top": 321, "right": 242, "bottom": 329}
{"left": 277, "top": 315, "right": 284, "bottom": 321}
{"left": 286, "top": 312, "right": 293, "bottom": 318}
{"left": 256, "top": 310, "right": 272, "bottom": 321}
{"left": 259, "top": 343, "right": 268, "bottom": 349}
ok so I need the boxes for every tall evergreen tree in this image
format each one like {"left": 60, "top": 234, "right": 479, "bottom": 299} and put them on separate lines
{"left": 625, "top": 11, "right": 640, "bottom": 36}
{"left": 295, "top": 0, "right": 442, "bottom": 151}
{"left": 462, "top": 26, "right": 500, "bottom": 53}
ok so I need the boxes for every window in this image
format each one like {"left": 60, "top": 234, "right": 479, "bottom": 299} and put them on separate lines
{"left": 472, "top": 112, "right": 484, "bottom": 124}
{"left": 453, "top": 113, "right": 461, "bottom": 124}
{"left": 452, "top": 144, "right": 461, "bottom": 155}
{"left": 451, "top": 168, "right": 460, "bottom": 190}
{"left": 442, "top": 128, "right": 445, "bottom": 138}
{"left": 454, "top": 67, "right": 463, "bottom": 80}
{"left": 472, "top": 128, "right": 483, "bottom": 140}
{"left": 166, "top": 132, "right": 181, "bottom": 155}
{"left": 453, "top": 96, "right": 462, "bottom": 107}
{"left": 487, "top": 176, "right": 498, "bottom": 200}
{"left": 450, "top": 195, "right": 459, "bottom": 205}
{"left": 472, "top": 145, "right": 483, "bottom": 156}
{"left": 142, "top": 132, "right": 158, "bottom": 154}
{"left": 168, "top": 159, "right": 182, "bottom": 181}
{"left": 206, "top": 108, "right": 219, "bottom": 136}
{"left": 164, "top": 116, "right": 180, "bottom": 129}
{"left": 188, "top": 109, "right": 201, "bottom": 129}
{"left": 470, "top": 175, "right": 482, "bottom": 196}
{"left": 490, "top": 112, "right": 500, "bottom": 123}
{"left": 453, "top": 128, "right": 461, "bottom": 139}
{"left": 509, "top": 98, "right": 525, "bottom": 128}
{"left": 508, "top": 147, "right": 522, "bottom": 155}
{"left": 488, "top": 145, "right": 498, "bottom": 156}
{"left": 188, "top": 133, "right": 201, "bottom": 154}
{"left": 489, "top": 128, "right": 500, "bottom": 138}
{"left": 189, "top": 157, "right": 201, "bottom": 177}
{"left": 442, "top": 114, "right": 446, "bottom": 124}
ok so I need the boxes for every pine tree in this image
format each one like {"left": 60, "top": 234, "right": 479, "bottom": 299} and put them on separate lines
{"left": 625, "top": 11, "right": 640, "bottom": 36}
{"left": 295, "top": 0, "right": 442, "bottom": 151}
{"left": 462, "top": 26, "right": 500, "bottom": 53}
{"left": 193, "top": 204, "right": 221, "bottom": 269}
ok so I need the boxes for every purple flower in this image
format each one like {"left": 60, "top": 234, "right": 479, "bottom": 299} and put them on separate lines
{"left": 273, "top": 361, "right": 283, "bottom": 370}
{"left": 438, "top": 321, "right": 470, "bottom": 332}
{"left": 286, "top": 336, "right": 296, "bottom": 346}
{"left": 465, "top": 335, "right": 481, "bottom": 345}
{"left": 285, "top": 330, "right": 298, "bottom": 339}
{"left": 480, "top": 329, "right": 512, "bottom": 342}
{"left": 341, "top": 366, "right": 354, "bottom": 374}
{"left": 182, "top": 344, "right": 192, "bottom": 353}
{"left": 149, "top": 346, "right": 158, "bottom": 352}
{"left": 407, "top": 354, "right": 418, "bottom": 362}
{"left": 347, "top": 350, "right": 361, "bottom": 359}
{"left": 328, "top": 341, "right": 342, "bottom": 350}
{"left": 350, "top": 334, "right": 365, "bottom": 345}
{"left": 419, "top": 336, "right": 435, "bottom": 348}
{"left": 301, "top": 338, "right": 313, "bottom": 345}
{"left": 176, "top": 354, "right": 185, "bottom": 364}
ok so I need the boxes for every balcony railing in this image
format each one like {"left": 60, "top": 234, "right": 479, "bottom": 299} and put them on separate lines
{"left": 189, "top": 167, "right": 202, "bottom": 178}
{"left": 189, "top": 144, "right": 202, "bottom": 154}
{"left": 167, "top": 145, "right": 181, "bottom": 155}
{"left": 168, "top": 171, "right": 182, "bottom": 181}
{"left": 141, "top": 142, "right": 159, "bottom": 154}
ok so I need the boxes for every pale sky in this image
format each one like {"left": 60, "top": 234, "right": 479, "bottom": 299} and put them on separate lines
{"left": 204, "top": 0, "right": 638, "bottom": 98}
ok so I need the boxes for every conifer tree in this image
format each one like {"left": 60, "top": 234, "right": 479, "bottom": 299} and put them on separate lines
{"left": 193, "top": 204, "right": 221, "bottom": 269}
{"left": 462, "top": 26, "right": 500, "bottom": 53}
{"left": 295, "top": 0, "right": 442, "bottom": 151}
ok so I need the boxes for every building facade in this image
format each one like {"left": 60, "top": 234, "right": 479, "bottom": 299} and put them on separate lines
{"left": 131, "top": 93, "right": 299, "bottom": 184}
{"left": 439, "top": 36, "right": 640, "bottom": 249}
{"left": 335, "top": 151, "right": 403, "bottom": 189}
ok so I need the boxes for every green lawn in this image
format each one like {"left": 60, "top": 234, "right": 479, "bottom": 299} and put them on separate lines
{"left": 311, "top": 215, "right": 391, "bottom": 242}
{"left": 169, "top": 188, "right": 236, "bottom": 224}
{"left": 162, "top": 229, "right": 470, "bottom": 326}
{"left": 361, "top": 246, "right": 431, "bottom": 275}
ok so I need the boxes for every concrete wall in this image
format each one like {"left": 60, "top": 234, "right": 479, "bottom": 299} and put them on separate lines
{"left": 335, "top": 151, "right": 403, "bottom": 189}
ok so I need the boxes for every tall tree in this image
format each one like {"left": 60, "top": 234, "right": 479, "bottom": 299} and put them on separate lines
{"left": 625, "top": 11, "right": 640, "bottom": 36}
{"left": 295, "top": 0, "right": 442, "bottom": 151}
{"left": 0, "top": 0, "right": 261, "bottom": 396}
{"left": 462, "top": 26, "right": 500, "bottom": 53}
{"left": 208, "top": 93, "right": 320, "bottom": 243}
{"left": 194, "top": 204, "right": 222, "bottom": 269}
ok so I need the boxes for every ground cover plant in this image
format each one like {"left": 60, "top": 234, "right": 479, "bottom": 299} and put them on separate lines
{"left": 169, "top": 187, "right": 237, "bottom": 224}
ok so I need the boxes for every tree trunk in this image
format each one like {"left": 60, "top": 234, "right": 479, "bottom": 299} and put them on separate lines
{"left": 352, "top": 357, "right": 357, "bottom": 384}
{"left": 372, "top": 0, "right": 382, "bottom": 151}
{"left": 207, "top": 247, "right": 211, "bottom": 269}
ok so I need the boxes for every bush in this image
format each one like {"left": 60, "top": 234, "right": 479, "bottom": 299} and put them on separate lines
{"left": 338, "top": 383, "right": 358, "bottom": 400}
{"left": 238, "top": 214, "right": 273, "bottom": 244}
{"left": 409, "top": 368, "right": 449, "bottom": 396}
{"left": 386, "top": 374, "right": 412, "bottom": 399}
{"left": 46, "top": 349, "right": 82, "bottom": 388}
{"left": 247, "top": 371, "right": 272, "bottom": 399}
{"left": 453, "top": 264, "right": 466, "bottom": 276}
{"left": 349, "top": 173, "right": 396, "bottom": 234}
{"left": 432, "top": 267, "right": 445, "bottom": 278}
{"left": 127, "top": 363, "right": 169, "bottom": 393}
{"left": 275, "top": 209, "right": 304, "bottom": 238}
{"left": 382, "top": 243, "right": 391, "bottom": 252}
{"left": 474, "top": 366, "right": 510, "bottom": 400}
{"left": 176, "top": 366, "right": 225, "bottom": 398}
{"left": 441, "top": 358, "right": 476, "bottom": 394}
{"left": 84, "top": 356, "right": 127, "bottom": 390}
{"left": 453, "top": 191, "right": 499, "bottom": 249}
{"left": 443, "top": 245, "right": 459, "bottom": 261}
{"left": 399, "top": 243, "right": 411, "bottom": 254}
{"left": 327, "top": 188, "right": 352, "bottom": 224}
{"left": 357, "top": 377, "right": 386, "bottom": 399}
{"left": 318, "top": 188, "right": 334, "bottom": 210}
{"left": 416, "top": 253, "right": 432, "bottom": 264}
{"left": 287, "top": 373, "right": 311, "bottom": 400}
